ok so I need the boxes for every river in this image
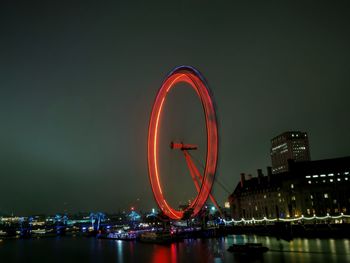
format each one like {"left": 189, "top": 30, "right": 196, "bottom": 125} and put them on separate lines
{"left": 1, "top": 235, "right": 349, "bottom": 262}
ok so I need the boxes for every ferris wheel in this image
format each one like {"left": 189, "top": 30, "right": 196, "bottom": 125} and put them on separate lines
{"left": 147, "top": 66, "right": 219, "bottom": 220}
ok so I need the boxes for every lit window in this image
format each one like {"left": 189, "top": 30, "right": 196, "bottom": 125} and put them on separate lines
{"left": 264, "top": 195, "right": 266, "bottom": 199}
{"left": 323, "top": 180, "right": 326, "bottom": 183}
{"left": 328, "top": 173, "right": 334, "bottom": 177}
{"left": 345, "top": 178, "right": 348, "bottom": 181}
{"left": 278, "top": 193, "right": 281, "bottom": 197}
{"left": 324, "top": 193, "right": 329, "bottom": 198}
{"left": 337, "top": 178, "right": 341, "bottom": 182}
{"left": 292, "top": 196, "right": 296, "bottom": 201}
{"left": 320, "top": 174, "right": 326, "bottom": 177}
{"left": 312, "top": 175, "right": 319, "bottom": 178}
{"left": 308, "top": 181, "right": 312, "bottom": 184}
{"left": 330, "top": 179, "right": 333, "bottom": 182}
{"left": 305, "top": 175, "right": 311, "bottom": 178}
{"left": 291, "top": 184, "right": 294, "bottom": 189}
{"left": 345, "top": 172, "right": 349, "bottom": 175}
{"left": 310, "top": 195, "right": 313, "bottom": 199}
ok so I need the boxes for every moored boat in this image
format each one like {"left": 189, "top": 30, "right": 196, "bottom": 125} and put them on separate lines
{"left": 138, "top": 231, "right": 173, "bottom": 244}
{"left": 98, "top": 231, "right": 136, "bottom": 241}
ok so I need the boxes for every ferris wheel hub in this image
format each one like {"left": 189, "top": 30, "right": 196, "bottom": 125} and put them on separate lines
{"left": 170, "top": 142, "right": 198, "bottom": 151}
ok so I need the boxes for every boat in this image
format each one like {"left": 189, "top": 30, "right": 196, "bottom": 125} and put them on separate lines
{"left": 138, "top": 231, "right": 173, "bottom": 244}
{"left": 98, "top": 231, "right": 136, "bottom": 241}
{"left": 227, "top": 243, "right": 269, "bottom": 254}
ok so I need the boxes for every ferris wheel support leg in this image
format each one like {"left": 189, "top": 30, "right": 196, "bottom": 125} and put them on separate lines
{"left": 183, "top": 151, "right": 223, "bottom": 218}
{"left": 184, "top": 152, "right": 201, "bottom": 193}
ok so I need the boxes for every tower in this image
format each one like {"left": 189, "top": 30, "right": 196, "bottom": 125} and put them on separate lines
{"left": 271, "top": 131, "right": 311, "bottom": 174}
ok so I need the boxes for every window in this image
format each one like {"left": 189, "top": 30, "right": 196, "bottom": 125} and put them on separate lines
{"left": 324, "top": 193, "right": 329, "bottom": 198}
{"left": 292, "top": 196, "right": 296, "bottom": 201}
{"left": 291, "top": 184, "right": 294, "bottom": 189}
{"left": 305, "top": 175, "right": 311, "bottom": 178}
{"left": 308, "top": 181, "right": 312, "bottom": 184}
{"left": 312, "top": 175, "right": 319, "bottom": 178}
{"left": 330, "top": 179, "right": 334, "bottom": 182}
{"left": 328, "top": 173, "right": 334, "bottom": 177}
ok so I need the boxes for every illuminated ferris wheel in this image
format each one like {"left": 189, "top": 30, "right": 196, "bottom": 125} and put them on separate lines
{"left": 147, "top": 66, "right": 219, "bottom": 220}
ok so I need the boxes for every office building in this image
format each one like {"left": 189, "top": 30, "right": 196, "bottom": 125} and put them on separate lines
{"left": 271, "top": 131, "right": 310, "bottom": 174}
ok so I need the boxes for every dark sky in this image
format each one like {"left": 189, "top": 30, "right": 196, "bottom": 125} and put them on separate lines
{"left": 1, "top": 1, "right": 350, "bottom": 215}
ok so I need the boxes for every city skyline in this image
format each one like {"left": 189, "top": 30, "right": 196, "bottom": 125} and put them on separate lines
{"left": 1, "top": 1, "right": 350, "bottom": 215}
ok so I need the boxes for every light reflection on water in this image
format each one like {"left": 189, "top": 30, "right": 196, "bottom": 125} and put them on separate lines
{"left": 1, "top": 235, "right": 350, "bottom": 263}
{"left": 316, "top": 238, "right": 322, "bottom": 250}
{"left": 116, "top": 240, "right": 123, "bottom": 262}
{"left": 303, "top": 238, "right": 309, "bottom": 252}
{"left": 329, "top": 239, "right": 336, "bottom": 253}
{"left": 344, "top": 239, "right": 350, "bottom": 254}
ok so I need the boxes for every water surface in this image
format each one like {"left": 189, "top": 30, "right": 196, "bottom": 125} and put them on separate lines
{"left": 1, "top": 235, "right": 349, "bottom": 263}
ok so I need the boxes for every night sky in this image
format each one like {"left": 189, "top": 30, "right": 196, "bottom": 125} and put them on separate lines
{"left": 1, "top": 1, "right": 350, "bottom": 215}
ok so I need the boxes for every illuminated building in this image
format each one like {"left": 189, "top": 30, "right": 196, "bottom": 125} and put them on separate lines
{"left": 271, "top": 131, "right": 310, "bottom": 174}
{"left": 229, "top": 157, "right": 350, "bottom": 221}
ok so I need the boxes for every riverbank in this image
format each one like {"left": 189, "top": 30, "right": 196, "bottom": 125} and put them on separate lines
{"left": 230, "top": 223, "right": 350, "bottom": 239}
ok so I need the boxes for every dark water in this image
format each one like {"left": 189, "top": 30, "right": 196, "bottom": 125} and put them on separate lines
{"left": 1, "top": 235, "right": 349, "bottom": 263}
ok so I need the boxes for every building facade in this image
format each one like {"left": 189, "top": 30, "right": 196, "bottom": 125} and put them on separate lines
{"left": 271, "top": 131, "right": 311, "bottom": 174}
{"left": 229, "top": 157, "right": 350, "bottom": 220}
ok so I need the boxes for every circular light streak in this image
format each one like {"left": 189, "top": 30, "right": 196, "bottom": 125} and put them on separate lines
{"left": 147, "top": 66, "right": 218, "bottom": 220}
